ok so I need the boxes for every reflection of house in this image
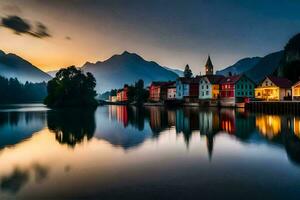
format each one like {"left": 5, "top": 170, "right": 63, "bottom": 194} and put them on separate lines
{"left": 116, "top": 106, "right": 128, "bottom": 127}
{"left": 176, "top": 77, "right": 200, "bottom": 102}
{"left": 293, "top": 117, "right": 300, "bottom": 138}
{"left": 220, "top": 75, "right": 255, "bottom": 107}
{"left": 220, "top": 109, "right": 236, "bottom": 134}
{"left": 199, "top": 75, "right": 224, "bottom": 100}
{"left": 255, "top": 115, "right": 281, "bottom": 139}
{"left": 292, "top": 80, "right": 300, "bottom": 100}
{"left": 117, "top": 85, "right": 129, "bottom": 102}
{"left": 149, "top": 81, "right": 175, "bottom": 102}
{"left": 255, "top": 76, "right": 292, "bottom": 101}
{"left": 199, "top": 111, "right": 220, "bottom": 135}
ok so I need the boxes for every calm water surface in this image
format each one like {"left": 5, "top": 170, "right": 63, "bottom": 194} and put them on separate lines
{"left": 0, "top": 104, "right": 300, "bottom": 199}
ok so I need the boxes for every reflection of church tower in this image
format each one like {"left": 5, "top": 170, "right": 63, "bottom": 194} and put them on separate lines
{"left": 205, "top": 55, "right": 214, "bottom": 75}
{"left": 206, "top": 134, "right": 214, "bottom": 161}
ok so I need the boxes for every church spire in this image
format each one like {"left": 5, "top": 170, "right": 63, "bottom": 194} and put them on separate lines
{"left": 205, "top": 55, "right": 214, "bottom": 75}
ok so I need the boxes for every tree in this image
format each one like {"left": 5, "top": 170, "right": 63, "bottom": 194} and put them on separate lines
{"left": 184, "top": 64, "right": 193, "bottom": 78}
{"left": 44, "top": 66, "right": 98, "bottom": 107}
{"left": 277, "top": 33, "right": 300, "bottom": 82}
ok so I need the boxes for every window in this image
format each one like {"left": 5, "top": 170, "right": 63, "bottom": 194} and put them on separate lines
{"left": 241, "top": 85, "right": 243, "bottom": 89}
{"left": 202, "top": 92, "right": 204, "bottom": 96}
{"left": 237, "top": 92, "right": 240, "bottom": 95}
{"left": 206, "top": 85, "right": 209, "bottom": 89}
{"left": 202, "top": 86, "right": 204, "bottom": 89}
{"left": 245, "top": 85, "right": 247, "bottom": 89}
{"left": 249, "top": 91, "right": 252, "bottom": 96}
{"left": 241, "top": 92, "right": 244, "bottom": 95}
{"left": 206, "top": 91, "right": 209, "bottom": 95}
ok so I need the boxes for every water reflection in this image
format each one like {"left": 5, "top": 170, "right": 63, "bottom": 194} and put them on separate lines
{"left": 0, "top": 111, "right": 46, "bottom": 149}
{"left": 1, "top": 105, "right": 300, "bottom": 198}
{"left": 47, "top": 109, "right": 96, "bottom": 147}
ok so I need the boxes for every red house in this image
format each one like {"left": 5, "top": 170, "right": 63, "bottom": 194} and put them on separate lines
{"left": 117, "top": 85, "right": 129, "bottom": 102}
{"left": 149, "top": 81, "right": 175, "bottom": 102}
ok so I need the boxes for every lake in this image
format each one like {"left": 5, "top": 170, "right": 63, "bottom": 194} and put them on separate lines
{"left": 0, "top": 104, "right": 300, "bottom": 199}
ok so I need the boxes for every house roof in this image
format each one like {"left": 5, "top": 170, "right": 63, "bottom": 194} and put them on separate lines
{"left": 151, "top": 81, "right": 175, "bottom": 87}
{"left": 202, "top": 75, "right": 225, "bottom": 84}
{"left": 220, "top": 75, "right": 242, "bottom": 84}
{"left": 267, "top": 76, "right": 292, "bottom": 88}
{"left": 293, "top": 80, "right": 300, "bottom": 87}
{"left": 205, "top": 56, "right": 213, "bottom": 68}
{"left": 177, "top": 76, "right": 201, "bottom": 84}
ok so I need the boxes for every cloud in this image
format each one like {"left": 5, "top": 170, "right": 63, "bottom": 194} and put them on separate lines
{"left": 1, "top": 15, "right": 31, "bottom": 34}
{"left": 1, "top": 5, "right": 22, "bottom": 14}
{"left": 1, "top": 15, "right": 51, "bottom": 38}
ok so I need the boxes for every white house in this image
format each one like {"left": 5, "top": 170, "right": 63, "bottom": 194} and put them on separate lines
{"left": 199, "top": 75, "right": 224, "bottom": 100}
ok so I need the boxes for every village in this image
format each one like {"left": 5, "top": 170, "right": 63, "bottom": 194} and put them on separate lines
{"left": 108, "top": 56, "right": 300, "bottom": 108}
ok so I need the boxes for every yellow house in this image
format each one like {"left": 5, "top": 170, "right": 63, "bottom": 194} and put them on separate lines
{"left": 255, "top": 76, "right": 292, "bottom": 101}
{"left": 292, "top": 80, "right": 300, "bottom": 100}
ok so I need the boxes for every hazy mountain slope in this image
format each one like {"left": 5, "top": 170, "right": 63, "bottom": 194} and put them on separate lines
{"left": 82, "top": 51, "right": 179, "bottom": 92}
{"left": 245, "top": 51, "right": 284, "bottom": 83}
{"left": 216, "top": 57, "right": 261, "bottom": 76}
{"left": 0, "top": 50, "right": 51, "bottom": 83}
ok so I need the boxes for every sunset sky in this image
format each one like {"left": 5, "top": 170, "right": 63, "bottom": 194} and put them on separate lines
{"left": 1, "top": 0, "right": 300, "bottom": 74}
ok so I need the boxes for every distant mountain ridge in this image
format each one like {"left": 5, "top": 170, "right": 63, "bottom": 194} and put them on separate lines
{"left": 0, "top": 50, "right": 51, "bottom": 83}
{"left": 218, "top": 51, "right": 284, "bottom": 83}
{"left": 72, "top": 51, "right": 177, "bottom": 92}
{"left": 216, "top": 57, "right": 261, "bottom": 76}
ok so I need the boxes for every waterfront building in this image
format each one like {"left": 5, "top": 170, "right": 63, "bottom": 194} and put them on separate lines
{"left": 117, "top": 85, "right": 129, "bottom": 102}
{"left": 219, "top": 74, "right": 255, "bottom": 107}
{"left": 205, "top": 55, "right": 214, "bottom": 75}
{"left": 149, "top": 81, "right": 175, "bottom": 102}
{"left": 109, "top": 95, "right": 117, "bottom": 102}
{"left": 292, "top": 80, "right": 300, "bottom": 100}
{"left": 176, "top": 77, "right": 200, "bottom": 102}
{"left": 167, "top": 82, "right": 177, "bottom": 100}
{"left": 199, "top": 75, "right": 224, "bottom": 100}
{"left": 255, "top": 76, "right": 292, "bottom": 101}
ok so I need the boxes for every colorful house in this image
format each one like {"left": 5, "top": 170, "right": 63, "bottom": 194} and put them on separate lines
{"left": 176, "top": 77, "right": 200, "bottom": 102}
{"left": 220, "top": 74, "right": 255, "bottom": 107}
{"left": 167, "top": 82, "right": 176, "bottom": 100}
{"left": 255, "top": 76, "right": 292, "bottom": 101}
{"left": 149, "top": 81, "right": 175, "bottom": 102}
{"left": 199, "top": 75, "right": 224, "bottom": 100}
{"left": 116, "top": 85, "right": 129, "bottom": 102}
{"left": 109, "top": 95, "right": 117, "bottom": 102}
{"left": 292, "top": 80, "right": 300, "bottom": 100}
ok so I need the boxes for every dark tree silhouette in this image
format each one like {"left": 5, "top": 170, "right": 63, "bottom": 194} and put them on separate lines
{"left": 0, "top": 75, "right": 47, "bottom": 103}
{"left": 184, "top": 64, "right": 193, "bottom": 78}
{"left": 44, "top": 66, "right": 98, "bottom": 107}
{"left": 277, "top": 33, "right": 300, "bottom": 82}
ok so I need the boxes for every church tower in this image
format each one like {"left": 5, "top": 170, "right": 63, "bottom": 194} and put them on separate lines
{"left": 205, "top": 55, "right": 214, "bottom": 75}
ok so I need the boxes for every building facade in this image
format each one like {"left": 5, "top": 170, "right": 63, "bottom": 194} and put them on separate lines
{"left": 292, "top": 80, "right": 300, "bottom": 100}
{"left": 220, "top": 75, "right": 255, "bottom": 107}
{"left": 205, "top": 55, "right": 214, "bottom": 75}
{"left": 255, "top": 76, "right": 292, "bottom": 101}
{"left": 116, "top": 85, "right": 128, "bottom": 102}
{"left": 176, "top": 77, "right": 200, "bottom": 102}
{"left": 149, "top": 81, "right": 175, "bottom": 102}
{"left": 199, "top": 75, "right": 224, "bottom": 100}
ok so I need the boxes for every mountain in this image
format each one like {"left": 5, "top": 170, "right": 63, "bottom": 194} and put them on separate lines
{"left": 216, "top": 57, "right": 261, "bottom": 76}
{"left": 0, "top": 50, "right": 51, "bottom": 83}
{"left": 217, "top": 51, "right": 284, "bottom": 83}
{"left": 163, "top": 66, "right": 184, "bottom": 77}
{"left": 245, "top": 51, "right": 284, "bottom": 83}
{"left": 82, "top": 51, "right": 179, "bottom": 92}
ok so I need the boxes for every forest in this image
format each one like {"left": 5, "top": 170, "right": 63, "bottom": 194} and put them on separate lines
{"left": 0, "top": 75, "right": 47, "bottom": 103}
